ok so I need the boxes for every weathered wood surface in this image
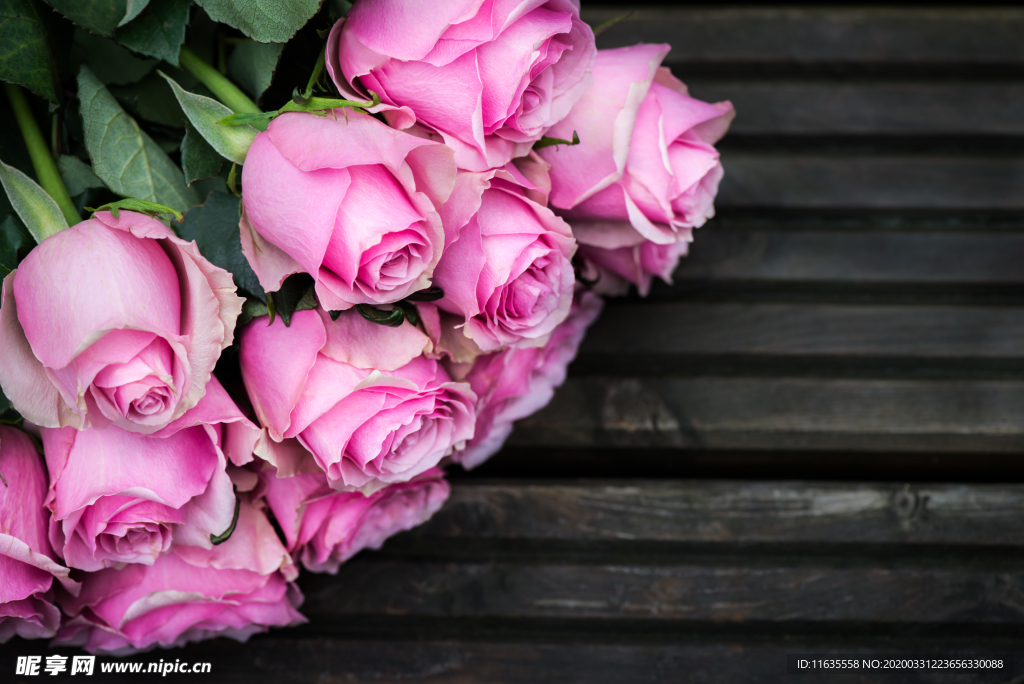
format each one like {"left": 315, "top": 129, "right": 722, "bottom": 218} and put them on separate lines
{"left": 582, "top": 8, "right": 1024, "bottom": 68}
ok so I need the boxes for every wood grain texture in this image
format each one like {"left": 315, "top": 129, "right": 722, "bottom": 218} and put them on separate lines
{"left": 301, "top": 559, "right": 1024, "bottom": 624}
{"left": 674, "top": 230, "right": 1024, "bottom": 285}
{"left": 405, "top": 481, "right": 1024, "bottom": 547}
{"left": 510, "top": 377, "right": 1024, "bottom": 452}
{"left": 580, "top": 303, "right": 1024, "bottom": 360}
{"left": 718, "top": 154, "right": 1024, "bottom": 209}
{"left": 583, "top": 8, "right": 1024, "bottom": 67}
{"left": 686, "top": 81, "right": 1024, "bottom": 136}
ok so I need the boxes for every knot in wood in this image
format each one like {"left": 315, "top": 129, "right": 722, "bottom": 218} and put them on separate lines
{"left": 891, "top": 488, "right": 920, "bottom": 520}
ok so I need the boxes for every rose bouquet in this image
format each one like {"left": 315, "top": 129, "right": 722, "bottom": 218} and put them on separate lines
{"left": 0, "top": 0, "right": 731, "bottom": 654}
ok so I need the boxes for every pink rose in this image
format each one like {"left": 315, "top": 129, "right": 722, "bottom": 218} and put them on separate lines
{"left": 0, "top": 211, "right": 243, "bottom": 433}
{"left": 40, "top": 378, "right": 259, "bottom": 572}
{"left": 540, "top": 45, "right": 734, "bottom": 262}
{"left": 578, "top": 240, "right": 690, "bottom": 297}
{"left": 240, "top": 110, "right": 455, "bottom": 311}
{"left": 265, "top": 465, "right": 449, "bottom": 573}
{"left": 327, "top": 0, "right": 596, "bottom": 171}
{"left": 450, "top": 290, "right": 602, "bottom": 469}
{"left": 54, "top": 495, "right": 304, "bottom": 655}
{"left": 239, "top": 308, "right": 476, "bottom": 493}
{"left": 430, "top": 162, "right": 576, "bottom": 353}
{"left": 0, "top": 427, "right": 77, "bottom": 642}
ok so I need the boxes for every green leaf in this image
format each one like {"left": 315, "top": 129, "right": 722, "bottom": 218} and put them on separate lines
{"left": 181, "top": 120, "right": 224, "bottom": 185}
{"left": 0, "top": 157, "right": 68, "bottom": 242}
{"left": 356, "top": 304, "right": 405, "bottom": 328}
{"left": 118, "top": 0, "right": 150, "bottom": 27}
{"left": 0, "top": 213, "right": 31, "bottom": 276}
{"left": 116, "top": 0, "right": 191, "bottom": 66}
{"left": 195, "top": 0, "right": 323, "bottom": 43}
{"left": 74, "top": 29, "right": 156, "bottom": 85}
{"left": 44, "top": 0, "right": 139, "bottom": 37}
{"left": 0, "top": 0, "right": 61, "bottom": 102}
{"left": 228, "top": 40, "right": 283, "bottom": 102}
{"left": 177, "top": 191, "right": 266, "bottom": 300}
{"left": 86, "top": 197, "right": 182, "bottom": 221}
{"left": 268, "top": 272, "right": 316, "bottom": 327}
{"left": 77, "top": 65, "right": 198, "bottom": 213}
{"left": 110, "top": 71, "right": 186, "bottom": 128}
{"left": 405, "top": 286, "right": 444, "bottom": 302}
{"left": 533, "top": 130, "right": 580, "bottom": 150}
{"left": 210, "top": 488, "right": 240, "bottom": 545}
{"left": 159, "top": 71, "right": 257, "bottom": 165}
{"left": 57, "top": 155, "right": 105, "bottom": 197}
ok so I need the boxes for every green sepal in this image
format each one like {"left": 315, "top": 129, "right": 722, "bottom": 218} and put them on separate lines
{"left": 356, "top": 304, "right": 405, "bottom": 328}
{"left": 217, "top": 92, "right": 382, "bottom": 127}
{"left": 395, "top": 300, "right": 420, "bottom": 328}
{"left": 267, "top": 273, "right": 317, "bottom": 327}
{"left": 210, "top": 487, "right": 240, "bottom": 545}
{"left": 86, "top": 198, "right": 182, "bottom": 221}
{"left": 404, "top": 286, "right": 444, "bottom": 302}
{"left": 533, "top": 130, "right": 580, "bottom": 150}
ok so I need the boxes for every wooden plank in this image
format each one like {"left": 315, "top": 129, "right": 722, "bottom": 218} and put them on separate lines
{"left": 583, "top": 8, "right": 1024, "bottom": 67}
{"left": 3, "top": 637, "right": 1016, "bottom": 684}
{"left": 718, "top": 154, "right": 1024, "bottom": 209}
{"left": 509, "top": 377, "right": 1024, "bottom": 452}
{"left": 406, "top": 481, "right": 1024, "bottom": 547}
{"left": 686, "top": 81, "right": 1024, "bottom": 136}
{"left": 579, "top": 303, "right": 1024, "bottom": 360}
{"left": 300, "top": 559, "right": 1024, "bottom": 624}
{"left": 675, "top": 230, "right": 1024, "bottom": 285}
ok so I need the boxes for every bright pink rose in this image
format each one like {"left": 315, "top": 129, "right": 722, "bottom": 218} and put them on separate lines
{"left": 240, "top": 110, "right": 455, "bottom": 311}
{"left": 0, "top": 427, "right": 77, "bottom": 642}
{"left": 430, "top": 162, "right": 576, "bottom": 353}
{"left": 540, "top": 45, "right": 734, "bottom": 261}
{"left": 578, "top": 240, "right": 690, "bottom": 297}
{"left": 53, "top": 495, "right": 304, "bottom": 655}
{"left": 265, "top": 465, "right": 449, "bottom": 573}
{"left": 449, "top": 290, "right": 601, "bottom": 469}
{"left": 40, "top": 378, "right": 259, "bottom": 572}
{"left": 327, "top": 0, "right": 596, "bottom": 171}
{"left": 239, "top": 309, "right": 476, "bottom": 493}
{"left": 0, "top": 211, "right": 243, "bottom": 433}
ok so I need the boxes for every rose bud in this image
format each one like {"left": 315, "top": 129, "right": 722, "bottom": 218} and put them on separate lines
{"left": 240, "top": 110, "right": 455, "bottom": 311}
{"left": 0, "top": 210, "right": 243, "bottom": 434}
{"left": 327, "top": 0, "right": 596, "bottom": 171}
{"left": 41, "top": 378, "right": 259, "bottom": 572}
{"left": 54, "top": 495, "right": 304, "bottom": 655}
{"left": 239, "top": 308, "right": 476, "bottom": 493}
{"left": 539, "top": 44, "right": 734, "bottom": 291}
{"left": 0, "top": 427, "right": 78, "bottom": 642}
{"left": 430, "top": 162, "right": 576, "bottom": 353}
{"left": 265, "top": 465, "right": 449, "bottom": 573}
{"left": 449, "top": 290, "right": 602, "bottom": 469}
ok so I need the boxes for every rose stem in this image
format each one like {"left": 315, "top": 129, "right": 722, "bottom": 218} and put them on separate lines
{"left": 4, "top": 84, "right": 80, "bottom": 226}
{"left": 179, "top": 46, "right": 268, "bottom": 131}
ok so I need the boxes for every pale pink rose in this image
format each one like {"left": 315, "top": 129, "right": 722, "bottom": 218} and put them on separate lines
{"left": 578, "top": 240, "right": 690, "bottom": 297}
{"left": 449, "top": 290, "right": 602, "bottom": 469}
{"left": 0, "top": 211, "right": 243, "bottom": 433}
{"left": 430, "top": 161, "right": 576, "bottom": 353}
{"left": 327, "top": 0, "right": 596, "bottom": 171}
{"left": 240, "top": 110, "right": 455, "bottom": 311}
{"left": 265, "top": 465, "right": 449, "bottom": 573}
{"left": 239, "top": 308, "right": 476, "bottom": 493}
{"left": 53, "top": 495, "right": 304, "bottom": 655}
{"left": 0, "top": 427, "right": 77, "bottom": 642}
{"left": 540, "top": 45, "right": 734, "bottom": 259}
{"left": 40, "top": 378, "right": 259, "bottom": 572}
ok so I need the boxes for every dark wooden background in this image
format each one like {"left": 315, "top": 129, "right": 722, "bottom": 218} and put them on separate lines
{"left": 7, "top": 4, "right": 1024, "bottom": 682}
